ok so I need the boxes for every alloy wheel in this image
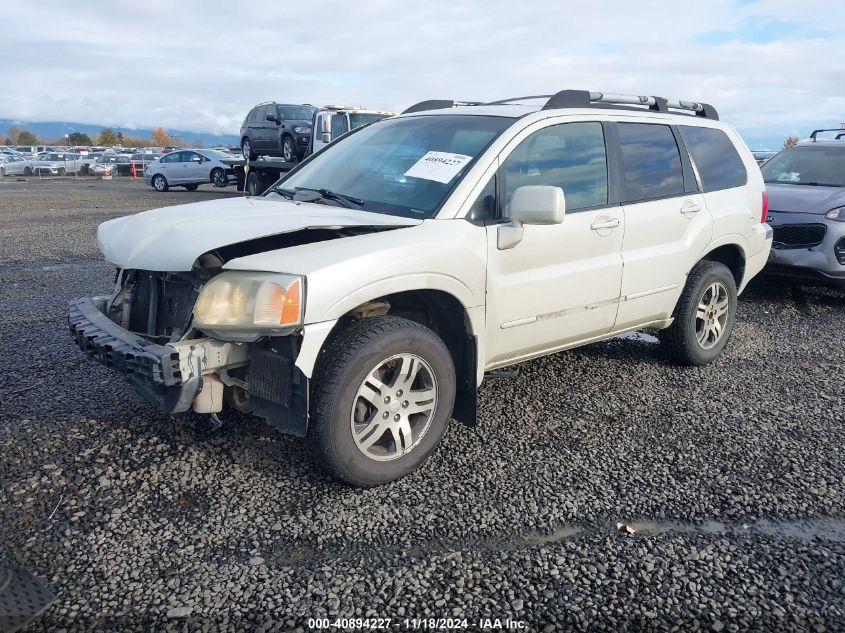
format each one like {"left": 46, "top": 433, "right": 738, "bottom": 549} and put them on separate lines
{"left": 695, "top": 281, "right": 730, "bottom": 349}
{"left": 283, "top": 138, "right": 294, "bottom": 162}
{"left": 350, "top": 353, "right": 438, "bottom": 462}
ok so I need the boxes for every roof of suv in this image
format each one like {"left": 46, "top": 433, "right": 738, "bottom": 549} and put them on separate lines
{"left": 399, "top": 90, "right": 720, "bottom": 122}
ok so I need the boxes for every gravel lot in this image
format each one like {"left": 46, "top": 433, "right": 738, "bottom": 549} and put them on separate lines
{"left": 1, "top": 178, "right": 843, "bottom": 632}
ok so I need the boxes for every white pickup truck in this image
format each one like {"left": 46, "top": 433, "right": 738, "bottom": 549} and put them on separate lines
{"left": 69, "top": 89, "right": 772, "bottom": 486}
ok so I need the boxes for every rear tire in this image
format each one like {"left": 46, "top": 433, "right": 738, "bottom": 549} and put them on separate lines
{"left": 152, "top": 174, "right": 169, "bottom": 192}
{"left": 242, "top": 138, "right": 256, "bottom": 160}
{"left": 308, "top": 316, "right": 456, "bottom": 487}
{"left": 23, "top": 167, "right": 32, "bottom": 176}
{"left": 184, "top": 183, "right": 199, "bottom": 191}
{"left": 661, "top": 260, "right": 738, "bottom": 366}
{"left": 246, "top": 171, "right": 262, "bottom": 196}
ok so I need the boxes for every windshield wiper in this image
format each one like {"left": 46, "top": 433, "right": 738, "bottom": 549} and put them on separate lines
{"left": 273, "top": 185, "right": 364, "bottom": 208}
{"left": 275, "top": 187, "right": 297, "bottom": 199}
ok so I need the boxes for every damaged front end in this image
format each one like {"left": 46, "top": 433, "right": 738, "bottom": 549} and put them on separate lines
{"left": 68, "top": 267, "right": 309, "bottom": 436}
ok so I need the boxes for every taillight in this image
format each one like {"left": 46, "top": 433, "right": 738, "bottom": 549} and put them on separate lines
{"left": 761, "top": 191, "right": 769, "bottom": 223}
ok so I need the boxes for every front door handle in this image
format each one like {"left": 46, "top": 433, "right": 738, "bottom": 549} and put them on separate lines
{"left": 681, "top": 201, "right": 703, "bottom": 215}
{"left": 590, "top": 218, "right": 621, "bottom": 231}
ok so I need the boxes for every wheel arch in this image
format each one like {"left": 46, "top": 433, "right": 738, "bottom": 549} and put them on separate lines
{"left": 296, "top": 288, "right": 483, "bottom": 426}
{"left": 699, "top": 240, "right": 747, "bottom": 290}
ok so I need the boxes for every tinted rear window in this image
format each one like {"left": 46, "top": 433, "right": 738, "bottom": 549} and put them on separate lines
{"left": 679, "top": 126, "right": 746, "bottom": 191}
{"left": 618, "top": 123, "right": 684, "bottom": 202}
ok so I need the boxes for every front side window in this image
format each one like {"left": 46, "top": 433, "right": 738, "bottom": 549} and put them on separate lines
{"left": 679, "top": 126, "right": 747, "bottom": 191}
{"left": 618, "top": 123, "right": 684, "bottom": 202}
{"left": 185, "top": 152, "right": 203, "bottom": 162}
{"left": 277, "top": 115, "right": 511, "bottom": 219}
{"left": 760, "top": 146, "right": 845, "bottom": 187}
{"left": 502, "top": 121, "right": 608, "bottom": 215}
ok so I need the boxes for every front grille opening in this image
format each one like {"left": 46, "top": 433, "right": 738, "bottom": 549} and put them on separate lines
{"left": 126, "top": 270, "right": 198, "bottom": 340}
{"left": 772, "top": 223, "right": 827, "bottom": 249}
{"left": 835, "top": 238, "right": 845, "bottom": 265}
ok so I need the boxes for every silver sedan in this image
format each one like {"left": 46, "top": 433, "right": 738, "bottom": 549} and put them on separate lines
{"left": 144, "top": 149, "right": 235, "bottom": 192}
{"left": 0, "top": 154, "right": 34, "bottom": 176}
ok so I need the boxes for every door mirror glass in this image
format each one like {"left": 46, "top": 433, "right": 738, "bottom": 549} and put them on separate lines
{"left": 265, "top": 113, "right": 278, "bottom": 123}
{"left": 509, "top": 185, "right": 566, "bottom": 225}
{"left": 321, "top": 132, "right": 331, "bottom": 144}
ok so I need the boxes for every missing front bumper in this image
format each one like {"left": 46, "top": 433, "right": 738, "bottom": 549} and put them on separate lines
{"left": 68, "top": 296, "right": 201, "bottom": 413}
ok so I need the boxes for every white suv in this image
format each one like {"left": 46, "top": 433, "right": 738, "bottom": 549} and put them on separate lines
{"left": 69, "top": 90, "right": 772, "bottom": 486}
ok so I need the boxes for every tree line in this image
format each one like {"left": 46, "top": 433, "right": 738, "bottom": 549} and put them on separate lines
{"left": 2, "top": 125, "right": 204, "bottom": 148}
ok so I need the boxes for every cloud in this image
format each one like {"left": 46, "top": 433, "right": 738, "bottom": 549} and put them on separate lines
{"left": 0, "top": 0, "right": 842, "bottom": 147}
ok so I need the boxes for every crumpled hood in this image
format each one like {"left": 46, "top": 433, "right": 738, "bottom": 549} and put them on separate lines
{"left": 766, "top": 183, "right": 845, "bottom": 215}
{"left": 97, "top": 196, "right": 420, "bottom": 271}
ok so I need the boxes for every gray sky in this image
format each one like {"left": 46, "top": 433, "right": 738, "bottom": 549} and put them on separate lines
{"left": 1, "top": 0, "right": 843, "bottom": 147}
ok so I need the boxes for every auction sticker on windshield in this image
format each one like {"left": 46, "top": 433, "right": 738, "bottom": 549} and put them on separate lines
{"left": 404, "top": 151, "right": 472, "bottom": 184}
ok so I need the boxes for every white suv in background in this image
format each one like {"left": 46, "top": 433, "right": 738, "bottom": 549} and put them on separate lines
{"left": 70, "top": 89, "right": 772, "bottom": 486}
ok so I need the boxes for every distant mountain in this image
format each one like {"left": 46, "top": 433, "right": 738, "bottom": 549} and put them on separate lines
{"left": 0, "top": 119, "right": 240, "bottom": 147}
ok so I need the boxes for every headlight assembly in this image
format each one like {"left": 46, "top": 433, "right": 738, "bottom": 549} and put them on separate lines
{"left": 193, "top": 271, "right": 304, "bottom": 337}
{"left": 825, "top": 206, "right": 845, "bottom": 222}
{"left": 293, "top": 126, "right": 312, "bottom": 135}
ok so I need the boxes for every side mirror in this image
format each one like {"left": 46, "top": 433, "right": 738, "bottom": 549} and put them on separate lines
{"left": 498, "top": 185, "right": 566, "bottom": 250}
{"left": 265, "top": 114, "right": 279, "bottom": 124}
{"left": 320, "top": 132, "right": 331, "bottom": 144}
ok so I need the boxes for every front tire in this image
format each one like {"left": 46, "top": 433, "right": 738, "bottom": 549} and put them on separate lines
{"left": 308, "top": 316, "right": 456, "bottom": 487}
{"left": 184, "top": 183, "right": 199, "bottom": 191}
{"left": 58, "top": 167, "right": 67, "bottom": 176}
{"left": 661, "top": 260, "right": 738, "bottom": 366}
{"left": 152, "top": 174, "right": 169, "bottom": 192}
{"left": 211, "top": 168, "right": 227, "bottom": 188}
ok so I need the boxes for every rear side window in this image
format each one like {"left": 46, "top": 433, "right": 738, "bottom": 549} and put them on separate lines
{"left": 679, "top": 126, "right": 747, "bottom": 191}
{"left": 502, "top": 121, "right": 608, "bottom": 213}
{"left": 617, "top": 123, "right": 684, "bottom": 202}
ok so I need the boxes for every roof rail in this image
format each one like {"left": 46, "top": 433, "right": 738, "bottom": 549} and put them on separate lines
{"left": 401, "top": 91, "right": 718, "bottom": 119}
{"left": 809, "top": 128, "right": 845, "bottom": 141}
{"left": 401, "top": 99, "right": 485, "bottom": 114}
{"left": 541, "top": 90, "right": 718, "bottom": 119}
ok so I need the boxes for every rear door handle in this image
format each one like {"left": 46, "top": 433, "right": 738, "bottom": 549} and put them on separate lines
{"left": 590, "top": 218, "right": 621, "bottom": 231}
{"left": 681, "top": 201, "right": 703, "bottom": 215}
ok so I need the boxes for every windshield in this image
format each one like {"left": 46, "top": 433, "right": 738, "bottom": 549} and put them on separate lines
{"left": 761, "top": 146, "right": 845, "bottom": 187}
{"left": 278, "top": 105, "right": 317, "bottom": 121}
{"left": 275, "top": 115, "right": 511, "bottom": 218}
{"left": 350, "top": 112, "right": 388, "bottom": 129}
